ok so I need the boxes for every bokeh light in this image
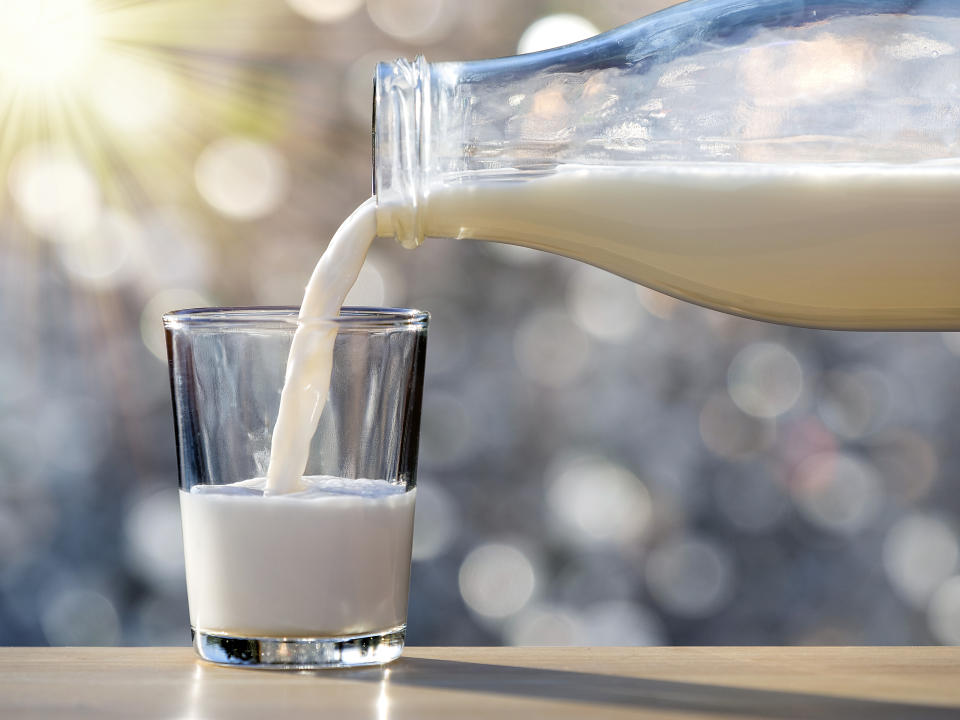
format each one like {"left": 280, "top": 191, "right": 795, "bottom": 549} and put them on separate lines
{"left": 9, "top": 146, "right": 100, "bottom": 243}
{"left": 566, "top": 264, "right": 647, "bottom": 342}
{"left": 459, "top": 542, "right": 536, "bottom": 620}
{"left": 579, "top": 600, "right": 666, "bottom": 646}
{"left": 870, "top": 429, "right": 938, "bottom": 501}
{"left": 194, "top": 137, "right": 290, "bottom": 220}
{"left": 645, "top": 536, "right": 734, "bottom": 619}
{"left": 517, "top": 13, "right": 599, "bottom": 55}
{"left": 288, "top": 0, "right": 364, "bottom": 24}
{"left": 942, "top": 333, "right": 960, "bottom": 356}
{"left": 791, "top": 452, "right": 882, "bottom": 534}
{"left": 140, "top": 288, "right": 214, "bottom": 361}
{"left": 928, "top": 576, "right": 960, "bottom": 645}
{"left": 883, "top": 514, "right": 958, "bottom": 609}
{"left": 636, "top": 286, "right": 679, "bottom": 319}
{"left": 57, "top": 210, "right": 139, "bottom": 289}
{"left": 411, "top": 481, "right": 458, "bottom": 561}
{"left": 41, "top": 586, "right": 120, "bottom": 646}
{"left": 366, "top": 0, "right": 456, "bottom": 43}
{"left": 816, "top": 366, "right": 890, "bottom": 438}
{"left": 546, "top": 454, "right": 651, "bottom": 547}
{"left": 728, "top": 342, "right": 804, "bottom": 419}
{"left": 506, "top": 603, "right": 584, "bottom": 645}
{"left": 124, "top": 488, "right": 186, "bottom": 595}
{"left": 91, "top": 57, "right": 177, "bottom": 135}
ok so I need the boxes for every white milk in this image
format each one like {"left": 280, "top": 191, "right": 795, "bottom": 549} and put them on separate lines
{"left": 265, "top": 197, "right": 378, "bottom": 495}
{"left": 417, "top": 162, "right": 960, "bottom": 329}
{"left": 180, "top": 476, "right": 416, "bottom": 637}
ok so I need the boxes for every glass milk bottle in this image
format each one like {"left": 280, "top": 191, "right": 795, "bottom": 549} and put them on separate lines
{"left": 372, "top": 0, "right": 960, "bottom": 330}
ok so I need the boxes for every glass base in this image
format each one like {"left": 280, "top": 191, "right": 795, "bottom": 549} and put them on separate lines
{"left": 192, "top": 626, "right": 406, "bottom": 669}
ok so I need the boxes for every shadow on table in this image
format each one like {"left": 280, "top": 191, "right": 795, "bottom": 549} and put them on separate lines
{"left": 337, "top": 656, "right": 957, "bottom": 719}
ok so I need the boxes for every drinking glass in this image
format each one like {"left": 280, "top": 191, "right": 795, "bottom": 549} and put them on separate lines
{"left": 163, "top": 307, "right": 428, "bottom": 669}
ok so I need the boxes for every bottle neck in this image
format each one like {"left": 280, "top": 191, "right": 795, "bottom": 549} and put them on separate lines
{"left": 373, "top": 56, "right": 429, "bottom": 249}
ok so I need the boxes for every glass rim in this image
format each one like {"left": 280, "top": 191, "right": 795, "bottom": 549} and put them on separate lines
{"left": 162, "top": 306, "right": 429, "bottom": 330}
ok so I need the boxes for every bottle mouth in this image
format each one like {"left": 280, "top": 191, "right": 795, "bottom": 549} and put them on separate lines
{"left": 372, "top": 56, "right": 429, "bottom": 249}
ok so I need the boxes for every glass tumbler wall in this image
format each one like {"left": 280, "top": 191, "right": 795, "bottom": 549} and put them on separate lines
{"left": 163, "top": 307, "right": 428, "bottom": 669}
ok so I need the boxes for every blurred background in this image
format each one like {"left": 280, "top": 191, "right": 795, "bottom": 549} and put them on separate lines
{"left": 1, "top": 0, "right": 960, "bottom": 648}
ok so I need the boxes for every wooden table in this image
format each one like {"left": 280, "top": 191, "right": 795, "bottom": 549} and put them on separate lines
{"left": 2, "top": 647, "right": 958, "bottom": 718}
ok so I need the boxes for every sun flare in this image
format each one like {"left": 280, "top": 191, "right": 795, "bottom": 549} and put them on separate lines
{"left": 0, "top": 0, "right": 101, "bottom": 91}
{"left": 0, "top": 0, "right": 304, "bottom": 371}
{"left": 0, "top": 0, "right": 293, "bottom": 239}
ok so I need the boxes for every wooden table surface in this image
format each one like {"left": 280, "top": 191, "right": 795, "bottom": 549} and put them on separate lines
{"left": 2, "top": 646, "right": 958, "bottom": 719}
